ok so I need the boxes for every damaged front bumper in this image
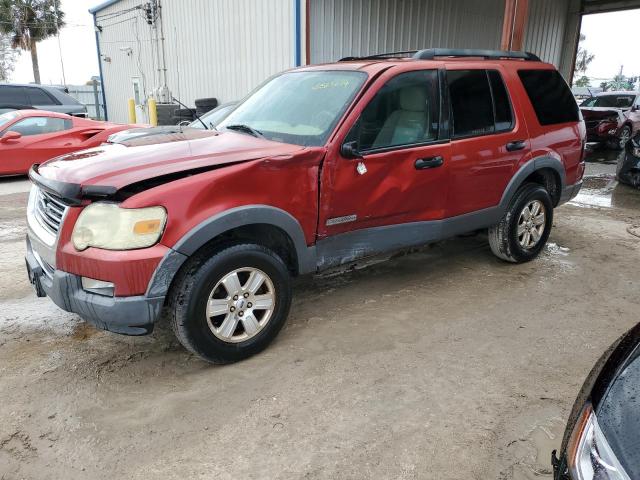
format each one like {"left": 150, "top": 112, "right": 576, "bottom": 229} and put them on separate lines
{"left": 25, "top": 237, "right": 164, "bottom": 335}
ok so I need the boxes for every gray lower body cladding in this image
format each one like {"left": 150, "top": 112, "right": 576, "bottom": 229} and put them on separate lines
{"left": 26, "top": 237, "right": 164, "bottom": 335}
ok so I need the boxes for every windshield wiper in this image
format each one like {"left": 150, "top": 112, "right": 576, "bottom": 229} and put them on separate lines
{"left": 225, "top": 124, "right": 264, "bottom": 138}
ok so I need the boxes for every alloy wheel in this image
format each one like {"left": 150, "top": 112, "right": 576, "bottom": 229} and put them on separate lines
{"left": 517, "top": 200, "right": 546, "bottom": 250}
{"left": 206, "top": 267, "right": 276, "bottom": 343}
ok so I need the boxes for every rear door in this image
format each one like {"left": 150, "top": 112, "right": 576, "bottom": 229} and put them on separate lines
{"left": 25, "top": 87, "right": 61, "bottom": 112}
{"left": 445, "top": 67, "right": 531, "bottom": 217}
{"left": 0, "top": 86, "right": 29, "bottom": 105}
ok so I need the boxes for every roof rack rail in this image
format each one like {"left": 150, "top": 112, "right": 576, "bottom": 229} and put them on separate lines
{"left": 339, "top": 50, "right": 418, "bottom": 62}
{"left": 413, "top": 48, "right": 541, "bottom": 61}
{"left": 339, "top": 48, "right": 541, "bottom": 62}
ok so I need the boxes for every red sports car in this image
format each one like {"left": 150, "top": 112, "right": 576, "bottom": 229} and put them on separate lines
{"left": 0, "top": 110, "right": 137, "bottom": 175}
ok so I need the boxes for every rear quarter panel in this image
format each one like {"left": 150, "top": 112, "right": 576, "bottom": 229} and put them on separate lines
{"left": 507, "top": 63, "right": 585, "bottom": 186}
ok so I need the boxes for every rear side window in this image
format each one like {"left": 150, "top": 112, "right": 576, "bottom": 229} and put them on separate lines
{"left": 0, "top": 86, "right": 28, "bottom": 104}
{"left": 447, "top": 69, "right": 513, "bottom": 138}
{"left": 518, "top": 69, "right": 579, "bottom": 125}
{"left": 26, "top": 87, "right": 58, "bottom": 106}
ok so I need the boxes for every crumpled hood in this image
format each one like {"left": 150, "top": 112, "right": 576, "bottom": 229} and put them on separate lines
{"left": 580, "top": 107, "right": 625, "bottom": 121}
{"left": 106, "top": 125, "right": 204, "bottom": 146}
{"left": 37, "top": 131, "right": 303, "bottom": 191}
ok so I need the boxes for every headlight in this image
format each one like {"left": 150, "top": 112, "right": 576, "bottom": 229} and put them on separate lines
{"left": 567, "top": 404, "right": 630, "bottom": 480}
{"left": 72, "top": 203, "right": 166, "bottom": 251}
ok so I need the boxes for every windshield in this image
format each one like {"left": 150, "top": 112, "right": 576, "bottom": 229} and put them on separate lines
{"left": 218, "top": 70, "right": 367, "bottom": 146}
{"left": 581, "top": 95, "right": 636, "bottom": 108}
{"left": 190, "top": 103, "right": 236, "bottom": 130}
{"left": 0, "top": 111, "right": 19, "bottom": 129}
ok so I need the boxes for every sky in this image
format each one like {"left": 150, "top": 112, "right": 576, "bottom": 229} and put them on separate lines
{"left": 6, "top": 3, "right": 640, "bottom": 86}
{"left": 580, "top": 9, "right": 640, "bottom": 82}
{"left": 10, "top": 0, "right": 100, "bottom": 85}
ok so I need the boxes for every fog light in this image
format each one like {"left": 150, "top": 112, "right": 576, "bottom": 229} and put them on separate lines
{"left": 81, "top": 277, "right": 115, "bottom": 297}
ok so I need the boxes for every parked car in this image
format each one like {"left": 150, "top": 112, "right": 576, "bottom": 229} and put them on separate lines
{"left": 0, "top": 110, "right": 135, "bottom": 175}
{"left": 106, "top": 102, "right": 238, "bottom": 145}
{"left": 580, "top": 91, "right": 640, "bottom": 149}
{"left": 552, "top": 321, "right": 640, "bottom": 480}
{"left": 616, "top": 132, "right": 640, "bottom": 188}
{"left": 0, "top": 83, "right": 88, "bottom": 117}
{"left": 0, "top": 104, "right": 34, "bottom": 115}
{"left": 24, "top": 49, "right": 585, "bottom": 363}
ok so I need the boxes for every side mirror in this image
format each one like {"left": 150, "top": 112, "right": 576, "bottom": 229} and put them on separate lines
{"left": 340, "top": 141, "right": 362, "bottom": 159}
{"left": 0, "top": 131, "right": 22, "bottom": 143}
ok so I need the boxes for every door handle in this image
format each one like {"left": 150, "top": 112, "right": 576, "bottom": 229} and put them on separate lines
{"left": 414, "top": 156, "right": 444, "bottom": 170}
{"left": 506, "top": 140, "right": 526, "bottom": 151}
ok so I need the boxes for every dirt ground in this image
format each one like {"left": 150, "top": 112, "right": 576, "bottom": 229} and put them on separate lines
{"left": 1, "top": 148, "right": 639, "bottom": 480}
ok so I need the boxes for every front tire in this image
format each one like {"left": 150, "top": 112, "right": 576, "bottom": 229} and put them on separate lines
{"left": 488, "top": 183, "right": 554, "bottom": 263}
{"left": 608, "top": 125, "right": 631, "bottom": 150}
{"left": 168, "top": 244, "right": 292, "bottom": 364}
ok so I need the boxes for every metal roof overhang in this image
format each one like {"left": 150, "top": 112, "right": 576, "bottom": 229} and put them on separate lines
{"left": 582, "top": 0, "right": 640, "bottom": 13}
{"left": 88, "top": 0, "right": 122, "bottom": 14}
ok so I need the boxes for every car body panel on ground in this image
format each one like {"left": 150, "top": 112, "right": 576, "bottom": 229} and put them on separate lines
{"left": 0, "top": 110, "right": 137, "bottom": 176}
{"left": 617, "top": 133, "right": 640, "bottom": 188}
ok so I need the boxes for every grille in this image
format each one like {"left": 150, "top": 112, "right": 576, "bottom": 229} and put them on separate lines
{"left": 34, "top": 188, "right": 69, "bottom": 236}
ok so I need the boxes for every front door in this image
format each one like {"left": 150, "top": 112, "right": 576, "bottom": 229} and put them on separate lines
{"left": 319, "top": 69, "right": 450, "bottom": 239}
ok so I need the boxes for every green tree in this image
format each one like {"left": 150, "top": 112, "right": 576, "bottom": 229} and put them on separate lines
{"left": 573, "top": 34, "right": 595, "bottom": 85}
{"left": 0, "top": 0, "right": 64, "bottom": 84}
{"left": 574, "top": 75, "right": 591, "bottom": 88}
{"left": 0, "top": 32, "right": 17, "bottom": 81}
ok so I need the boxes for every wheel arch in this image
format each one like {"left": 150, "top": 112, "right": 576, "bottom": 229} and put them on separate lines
{"left": 173, "top": 205, "right": 316, "bottom": 275}
{"left": 500, "top": 157, "right": 566, "bottom": 209}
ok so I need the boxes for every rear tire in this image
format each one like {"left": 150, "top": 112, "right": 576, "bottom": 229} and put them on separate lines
{"left": 168, "top": 244, "right": 292, "bottom": 364}
{"left": 488, "top": 183, "right": 553, "bottom": 263}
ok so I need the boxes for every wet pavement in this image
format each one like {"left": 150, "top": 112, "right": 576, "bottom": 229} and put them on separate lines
{"left": 572, "top": 145, "right": 640, "bottom": 210}
{"left": 0, "top": 150, "right": 639, "bottom": 479}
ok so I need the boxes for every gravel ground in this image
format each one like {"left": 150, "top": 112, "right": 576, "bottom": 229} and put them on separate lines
{"left": 1, "top": 148, "right": 639, "bottom": 480}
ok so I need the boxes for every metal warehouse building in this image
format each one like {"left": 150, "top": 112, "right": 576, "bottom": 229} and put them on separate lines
{"left": 90, "top": 0, "right": 640, "bottom": 123}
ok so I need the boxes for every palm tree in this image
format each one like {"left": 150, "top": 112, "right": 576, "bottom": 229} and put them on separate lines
{"left": 0, "top": 0, "right": 64, "bottom": 84}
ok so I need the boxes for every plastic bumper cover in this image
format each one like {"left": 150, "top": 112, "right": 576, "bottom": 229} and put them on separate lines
{"left": 25, "top": 237, "right": 164, "bottom": 335}
{"left": 558, "top": 181, "right": 583, "bottom": 206}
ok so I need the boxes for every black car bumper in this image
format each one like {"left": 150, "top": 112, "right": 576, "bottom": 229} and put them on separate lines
{"left": 25, "top": 238, "right": 164, "bottom": 335}
{"left": 559, "top": 181, "right": 583, "bottom": 205}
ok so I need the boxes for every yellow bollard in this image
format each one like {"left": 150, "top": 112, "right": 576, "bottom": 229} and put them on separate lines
{"left": 127, "top": 98, "right": 136, "bottom": 124}
{"left": 148, "top": 98, "right": 158, "bottom": 126}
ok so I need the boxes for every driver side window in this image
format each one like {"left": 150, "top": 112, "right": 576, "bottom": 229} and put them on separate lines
{"left": 346, "top": 70, "right": 440, "bottom": 152}
{"left": 8, "top": 117, "right": 71, "bottom": 137}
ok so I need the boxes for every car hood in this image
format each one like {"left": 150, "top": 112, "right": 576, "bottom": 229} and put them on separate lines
{"left": 36, "top": 131, "right": 304, "bottom": 192}
{"left": 106, "top": 125, "right": 203, "bottom": 145}
{"left": 580, "top": 107, "right": 625, "bottom": 120}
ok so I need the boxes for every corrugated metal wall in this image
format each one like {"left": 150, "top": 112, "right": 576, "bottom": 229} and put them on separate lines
{"left": 96, "top": 0, "right": 295, "bottom": 123}
{"left": 310, "top": 0, "right": 506, "bottom": 64}
{"left": 97, "top": 0, "right": 576, "bottom": 122}
{"left": 523, "top": 0, "right": 571, "bottom": 65}
{"left": 310, "top": 0, "right": 571, "bottom": 72}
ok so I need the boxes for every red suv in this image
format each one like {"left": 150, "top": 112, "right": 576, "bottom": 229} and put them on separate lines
{"left": 25, "top": 49, "right": 585, "bottom": 363}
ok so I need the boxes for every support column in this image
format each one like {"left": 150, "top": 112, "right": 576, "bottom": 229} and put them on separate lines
{"left": 501, "top": 0, "right": 529, "bottom": 51}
